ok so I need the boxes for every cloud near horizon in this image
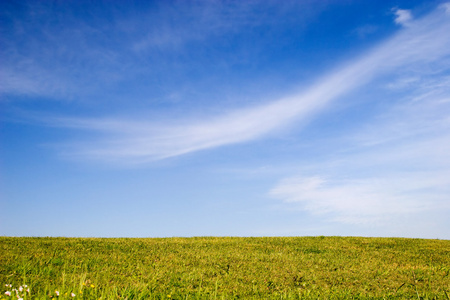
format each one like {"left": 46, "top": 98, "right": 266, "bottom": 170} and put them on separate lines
{"left": 47, "top": 3, "right": 450, "bottom": 164}
{"left": 270, "top": 139, "right": 450, "bottom": 225}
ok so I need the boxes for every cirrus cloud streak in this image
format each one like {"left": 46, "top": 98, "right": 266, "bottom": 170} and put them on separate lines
{"left": 47, "top": 4, "right": 450, "bottom": 164}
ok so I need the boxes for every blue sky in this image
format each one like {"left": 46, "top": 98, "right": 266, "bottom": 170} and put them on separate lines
{"left": 1, "top": 0, "right": 450, "bottom": 238}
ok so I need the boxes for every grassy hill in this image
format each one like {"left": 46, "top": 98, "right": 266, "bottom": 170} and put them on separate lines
{"left": 1, "top": 236, "right": 449, "bottom": 299}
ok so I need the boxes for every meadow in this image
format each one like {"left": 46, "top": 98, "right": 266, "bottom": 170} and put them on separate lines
{"left": 1, "top": 236, "right": 449, "bottom": 299}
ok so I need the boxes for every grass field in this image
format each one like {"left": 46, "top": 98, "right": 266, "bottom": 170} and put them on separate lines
{"left": 1, "top": 236, "right": 449, "bottom": 299}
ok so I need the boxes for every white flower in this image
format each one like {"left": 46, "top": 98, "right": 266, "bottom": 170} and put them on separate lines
{"left": 18, "top": 298, "right": 23, "bottom": 300}
{"left": 55, "top": 291, "right": 60, "bottom": 296}
{"left": 5, "top": 291, "right": 11, "bottom": 296}
{"left": 18, "top": 286, "right": 23, "bottom": 292}
{"left": 71, "top": 292, "right": 76, "bottom": 297}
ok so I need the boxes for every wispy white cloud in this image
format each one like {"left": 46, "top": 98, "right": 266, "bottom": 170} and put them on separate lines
{"left": 269, "top": 174, "right": 447, "bottom": 224}
{"left": 269, "top": 128, "right": 450, "bottom": 227}
{"left": 50, "top": 3, "right": 450, "bottom": 164}
{"left": 270, "top": 147, "right": 450, "bottom": 226}
{"left": 392, "top": 8, "right": 413, "bottom": 27}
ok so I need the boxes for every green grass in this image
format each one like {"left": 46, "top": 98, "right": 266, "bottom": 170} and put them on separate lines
{"left": 1, "top": 236, "right": 449, "bottom": 299}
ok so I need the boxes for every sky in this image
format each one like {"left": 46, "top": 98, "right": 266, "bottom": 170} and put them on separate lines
{"left": 1, "top": 0, "right": 450, "bottom": 239}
